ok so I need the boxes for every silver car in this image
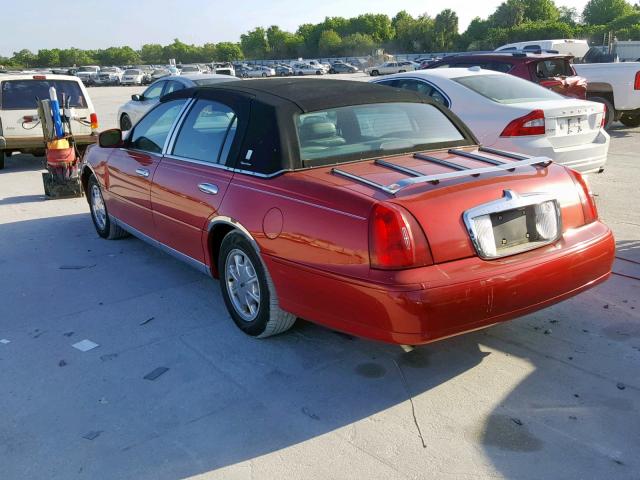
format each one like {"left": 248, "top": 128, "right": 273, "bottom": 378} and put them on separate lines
{"left": 117, "top": 74, "right": 238, "bottom": 130}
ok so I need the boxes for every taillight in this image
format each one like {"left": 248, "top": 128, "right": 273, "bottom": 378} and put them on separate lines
{"left": 500, "top": 110, "right": 546, "bottom": 137}
{"left": 369, "top": 203, "right": 433, "bottom": 269}
{"left": 600, "top": 104, "right": 607, "bottom": 128}
{"left": 568, "top": 169, "right": 598, "bottom": 224}
{"left": 90, "top": 113, "right": 99, "bottom": 130}
{"left": 634, "top": 71, "right": 640, "bottom": 90}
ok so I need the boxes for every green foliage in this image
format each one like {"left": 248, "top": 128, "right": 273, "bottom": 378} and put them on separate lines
{"left": 5, "top": 2, "right": 640, "bottom": 67}
{"left": 318, "top": 30, "right": 342, "bottom": 56}
{"left": 583, "top": 0, "right": 634, "bottom": 25}
{"left": 240, "top": 28, "right": 269, "bottom": 59}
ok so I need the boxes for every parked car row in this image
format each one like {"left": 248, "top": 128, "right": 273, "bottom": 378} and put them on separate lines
{"left": 80, "top": 78, "right": 615, "bottom": 347}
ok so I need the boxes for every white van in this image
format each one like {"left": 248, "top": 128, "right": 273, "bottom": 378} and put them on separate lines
{"left": 495, "top": 39, "right": 590, "bottom": 59}
{"left": 0, "top": 74, "right": 97, "bottom": 169}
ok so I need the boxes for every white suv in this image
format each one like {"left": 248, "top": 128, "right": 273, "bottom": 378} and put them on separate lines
{"left": 0, "top": 74, "right": 97, "bottom": 169}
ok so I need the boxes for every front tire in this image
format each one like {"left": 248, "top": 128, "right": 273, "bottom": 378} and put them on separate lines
{"left": 619, "top": 112, "right": 640, "bottom": 128}
{"left": 120, "top": 113, "right": 132, "bottom": 131}
{"left": 88, "top": 176, "right": 129, "bottom": 240}
{"left": 218, "top": 232, "right": 296, "bottom": 338}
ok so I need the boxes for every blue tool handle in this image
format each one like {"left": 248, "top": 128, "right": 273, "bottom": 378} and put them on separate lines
{"left": 49, "top": 87, "right": 64, "bottom": 139}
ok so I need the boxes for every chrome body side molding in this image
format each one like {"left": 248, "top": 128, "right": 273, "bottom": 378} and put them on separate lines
{"left": 110, "top": 215, "right": 212, "bottom": 277}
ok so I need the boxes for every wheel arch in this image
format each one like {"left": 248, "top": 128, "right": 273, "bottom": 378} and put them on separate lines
{"left": 81, "top": 164, "right": 96, "bottom": 203}
{"left": 207, "top": 217, "right": 261, "bottom": 278}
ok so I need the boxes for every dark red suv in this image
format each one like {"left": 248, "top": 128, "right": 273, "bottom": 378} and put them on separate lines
{"left": 426, "top": 52, "right": 587, "bottom": 99}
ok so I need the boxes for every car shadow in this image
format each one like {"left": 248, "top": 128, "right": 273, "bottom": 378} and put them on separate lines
{"left": 1, "top": 153, "right": 45, "bottom": 172}
{"left": 607, "top": 125, "right": 635, "bottom": 139}
{"left": 0, "top": 194, "right": 47, "bottom": 205}
{"left": 0, "top": 214, "right": 637, "bottom": 479}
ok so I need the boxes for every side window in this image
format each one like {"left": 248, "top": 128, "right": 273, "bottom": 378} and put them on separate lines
{"left": 163, "top": 81, "right": 185, "bottom": 95}
{"left": 143, "top": 81, "right": 165, "bottom": 100}
{"left": 486, "top": 62, "right": 512, "bottom": 73}
{"left": 397, "top": 79, "right": 432, "bottom": 96}
{"left": 376, "top": 79, "right": 400, "bottom": 88}
{"left": 434, "top": 63, "right": 450, "bottom": 68}
{"left": 172, "top": 99, "right": 237, "bottom": 165}
{"left": 129, "top": 99, "right": 186, "bottom": 154}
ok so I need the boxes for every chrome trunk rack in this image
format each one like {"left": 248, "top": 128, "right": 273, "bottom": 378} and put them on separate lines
{"left": 331, "top": 147, "right": 552, "bottom": 196}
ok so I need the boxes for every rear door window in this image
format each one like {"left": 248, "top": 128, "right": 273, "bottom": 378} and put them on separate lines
{"left": 1, "top": 79, "right": 87, "bottom": 109}
{"left": 172, "top": 99, "right": 237, "bottom": 165}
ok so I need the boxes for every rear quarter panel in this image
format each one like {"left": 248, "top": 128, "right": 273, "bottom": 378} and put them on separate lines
{"left": 216, "top": 172, "right": 373, "bottom": 279}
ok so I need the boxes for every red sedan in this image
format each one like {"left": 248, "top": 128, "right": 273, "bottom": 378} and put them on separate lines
{"left": 81, "top": 79, "right": 614, "bottom": 345}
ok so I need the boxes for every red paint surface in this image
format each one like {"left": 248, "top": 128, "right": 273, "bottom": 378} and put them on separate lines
{"left": 85, "top": 144, "right": 615, "bottom": 345}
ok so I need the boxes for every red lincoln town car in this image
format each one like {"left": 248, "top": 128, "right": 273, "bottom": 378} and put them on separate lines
{"left": 80, "top": 79, "right": 614, "bottom": 346}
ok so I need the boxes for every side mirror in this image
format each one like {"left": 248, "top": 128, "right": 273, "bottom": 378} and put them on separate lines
{"left": 131, "top": 94, "right": 142, "bottom": 101}
{"left": 99, "top": 129, "right": 124, "bottom": 148}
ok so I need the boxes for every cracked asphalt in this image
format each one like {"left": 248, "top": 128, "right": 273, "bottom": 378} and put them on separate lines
{"left": 0, "top": 82, "right": 638, "bottom": 480}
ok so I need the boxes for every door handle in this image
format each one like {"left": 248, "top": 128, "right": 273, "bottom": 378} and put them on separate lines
{"left": 135, "top": 168, "right": 150, "bottom": 178}
{"left": 198, "top": 183, "right": 219, "bottom": 195}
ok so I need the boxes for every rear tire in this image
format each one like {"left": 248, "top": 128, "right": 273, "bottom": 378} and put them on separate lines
{"left": 218, "top": 232, "right": 296, "bottom": 338}
{"left": 619, "top": 112, "right": 640, "bottom": 128}
{"left": 88, "top": 176, "right": 129, "bottom": 240}
{"left": 370, "top": 70, "right": 379, "bottom": 76}
{"left": 589, "top": 96, "right": 614, "bottom": 129}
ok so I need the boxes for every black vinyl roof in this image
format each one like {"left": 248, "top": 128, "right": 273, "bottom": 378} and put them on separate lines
{"left": 161, "top": 78, "right": 476, "bottom": 175}
{"left": 165, "top": 78, "right": 431, "bottom": 113}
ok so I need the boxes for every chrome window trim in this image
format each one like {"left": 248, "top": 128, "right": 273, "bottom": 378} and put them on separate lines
{"left": 373, "top": 76, "right": 452, "bottom": 108}
{"left": 208, "top": 216, "right": 261, "bottom": 252}
{"left": 110, "top": 214, "right": 212, "bottom": 276}
{"left": 163, "top": 97, "right": 196, "bottom": 155}
{"left": 463, "top": 189, "right": 562, "bottom": 260}
{"left": 162, "top": 152, "right": 286, "bottom": 179}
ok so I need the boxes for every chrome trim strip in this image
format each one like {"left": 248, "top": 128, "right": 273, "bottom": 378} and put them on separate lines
{"left": 332, "top": 167, "right": 397, "bottom": 195}
{"left": 332, "top": 156, "right": 552, "bottom": 195}
{"left": 208, "top": 216, "right": 261, "bottom": 252}
{"left": 110, "top": 215, "right": 211, "bottom": 276}
{"left": 448, "top": 149, "right": 506, "bottom": 166}
{"left": 462, "top": 189, "right": 562, "bottom": 260}
{"left": 163, "top": 98, "right": 196, "bottom": 155}
{"left": 413, "top": 153, "right": 469, "bottom": 171}
{"left": 372, "top": 76, "right": 452, "bottom": 107}
{"left": 478, "top": 146, "right": 529, "bottom": 161}
{"left": 374, "top": 159, "right": 425, "bottom": 177}
{"left": 161, "top": 153, "right": 287, "bottom": 179}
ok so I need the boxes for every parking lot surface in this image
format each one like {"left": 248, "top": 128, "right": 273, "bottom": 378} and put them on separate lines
{"left": 1, "top": 84, "right": 639, "bottom": 480}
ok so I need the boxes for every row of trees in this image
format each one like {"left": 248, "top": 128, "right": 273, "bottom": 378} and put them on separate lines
{"left": 2, "top": 0, "right": 640, "bottom": 68}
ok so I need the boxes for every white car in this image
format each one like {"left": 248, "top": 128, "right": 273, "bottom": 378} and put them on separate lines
{"left": 241, "top": 66, "right": 275, "bottom": 78}
{"left": 293, "top": 63, "right": 324, "bottom": 76}
{"left": 117, "top": 74, "right": 237, "bottom": 130}
{"left": 0, "top": 73, "right": 97, "bottom": 169}
{"left": 76, "top": 65, "right": 100, "bottom": 85}
{"left": 120, "top": 69, "right": 145, "bottom": 86}
{"left": 366, "top": 61, "right": 418, "bottom": 76}
{"left": 95, "top": 67, "right": 123, "bottom": 86}
{"left": 496, "top": 39, "right": 590, "bottom": 59}
{"left": 372, "top": 67, "right": 609, "bottom": 174}
{"left": 180, "top": 65, "right": 203, "bottom": 74}
{"left": 573, "top": 62, "right": 640, "bottom": 128}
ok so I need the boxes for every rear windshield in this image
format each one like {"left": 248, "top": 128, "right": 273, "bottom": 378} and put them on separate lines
{"left": 1, "top": 79, "right": 87, "bottom": 109}
{"left": 533, "top": 59, "right": 572, "bottom": 78}
{"left": 295, "top": 102, "right": 467, "bottom": 165}
{"left": 124, "top": 69, "right": 141, "bottom": 75}
{"left": 454, "top": 74, "right": 562, "bottom": 104}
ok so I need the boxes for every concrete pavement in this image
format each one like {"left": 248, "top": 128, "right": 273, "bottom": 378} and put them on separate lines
{"left": 0, "top": 87, "right": 638, "bottom": 480}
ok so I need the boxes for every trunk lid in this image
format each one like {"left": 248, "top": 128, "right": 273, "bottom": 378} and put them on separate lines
{"left": 304, "top": 147, "right": 586, "bottom": 264}
{"left": 508, "top": 100, "right": 604, "bottom": 149}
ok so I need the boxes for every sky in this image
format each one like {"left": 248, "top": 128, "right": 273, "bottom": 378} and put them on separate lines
{"left": 1, "top": 0, "right": 590, "bottom": 56}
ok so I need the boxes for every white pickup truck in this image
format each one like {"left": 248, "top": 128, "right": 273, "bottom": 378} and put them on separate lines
{"left": 574, "top": 62, "right": 640, "bottom": 128}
